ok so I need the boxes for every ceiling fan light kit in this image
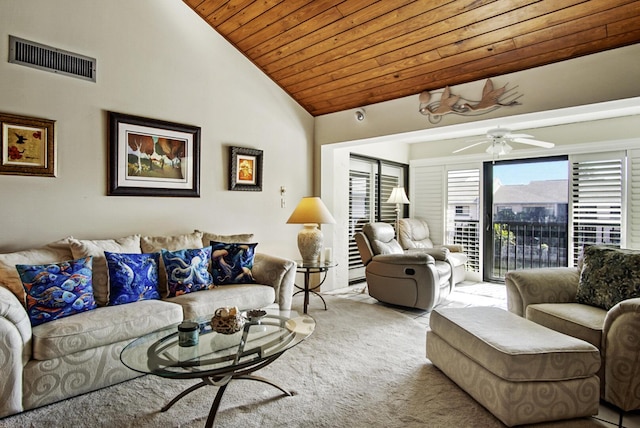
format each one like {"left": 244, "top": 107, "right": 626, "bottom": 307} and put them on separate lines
{"left": 454, "top": 127, "right": 555, "bottom": 158}
{"left": 486, "top": 142, "right": 512, "bottom": 156}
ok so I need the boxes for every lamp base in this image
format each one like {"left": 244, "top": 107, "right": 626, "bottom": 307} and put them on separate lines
{"left": 297, "top": 224, "right": 323, "bottom": 264}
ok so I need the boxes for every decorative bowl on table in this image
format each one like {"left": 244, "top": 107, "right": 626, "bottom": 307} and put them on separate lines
{"left": 211, "top": 306, "right": 245, "bottom": 334}
{"left": 246, "top": 309, "right": 267, "bottom": 323}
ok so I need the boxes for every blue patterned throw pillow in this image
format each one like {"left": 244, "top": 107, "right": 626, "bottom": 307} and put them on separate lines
{"left": 210, "top": 241, "right": 257, "bottom": 285}
{"left": 161, "top": 247, "right": 213, "bottom": 297}
{"left": 16, "top": 256, "right": 97, "bottom": 327}
{"left": 105, "top": 252, "right": 161, "bottom": 306}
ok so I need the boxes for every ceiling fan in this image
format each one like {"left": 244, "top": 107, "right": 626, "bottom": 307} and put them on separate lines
{"left": 453, "top": 127, "right": 555, "bottom": 155}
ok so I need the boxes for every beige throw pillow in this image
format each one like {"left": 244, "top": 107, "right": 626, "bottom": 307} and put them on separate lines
{"left": 0, "top": 238, "right": 74, "bottom": 305}
{"left": 195, "top": 230, "right": 254, "bottom": 247}
{"left": 141, "top": 231, "right": 204, "bottom": 297}
{"left": 69, "top": 235, "right": 142, "bottom": 306}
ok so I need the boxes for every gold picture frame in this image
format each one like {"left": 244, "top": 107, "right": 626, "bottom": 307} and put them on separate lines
{"left": 0, "top": 112, "right": 55, "bottom": 177}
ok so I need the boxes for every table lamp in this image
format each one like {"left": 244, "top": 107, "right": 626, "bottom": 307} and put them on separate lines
{"left": 287, "top": 197, "right": 336, "bottom": 264}
{"left": 386, "top": 186, "right": 410, "bottom": 234}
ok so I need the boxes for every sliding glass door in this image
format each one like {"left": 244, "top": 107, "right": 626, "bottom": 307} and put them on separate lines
{"left": 483, "top": 157, "right": 569, "bottom": 281}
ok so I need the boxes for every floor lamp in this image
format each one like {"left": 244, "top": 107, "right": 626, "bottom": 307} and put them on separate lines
{"left": 386, "top": 186, "right": 410, "bottom": 236}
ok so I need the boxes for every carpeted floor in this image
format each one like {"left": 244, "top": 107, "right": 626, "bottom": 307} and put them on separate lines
{"left": 1, "top": 296, "right": 609, "bottom": 428}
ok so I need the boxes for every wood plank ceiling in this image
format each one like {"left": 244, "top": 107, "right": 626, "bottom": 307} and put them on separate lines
{"left": 183, "top": 0, "right": 640, "bottom": 116}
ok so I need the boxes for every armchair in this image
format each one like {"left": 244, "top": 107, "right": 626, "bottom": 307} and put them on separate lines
{"left": 354, "top": 222, "right": 453, "bottom": 310}
{"left": 398, "top": 218, "right": 468, "bottom": 285}
{"left": 505, "top": 264, "right": 640, "bottom": 415}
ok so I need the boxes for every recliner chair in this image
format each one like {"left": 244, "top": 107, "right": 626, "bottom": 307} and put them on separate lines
{"left": 397, "top": 218, "right": 468, "bottom": 286}
{"left": 354, "top": 222, "right": 453, "bottom": 311}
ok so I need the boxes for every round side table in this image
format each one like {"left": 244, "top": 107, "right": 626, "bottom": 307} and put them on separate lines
{"left": 294, "top": 260, "right": 337, "bottom": 313}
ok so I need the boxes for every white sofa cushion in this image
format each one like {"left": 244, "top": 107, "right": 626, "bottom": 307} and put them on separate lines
{"left": 31, "top": 299, "right": 182, "bottom": 360}
{"left": 166, "top": 283, "right": 275, "bottom": 320}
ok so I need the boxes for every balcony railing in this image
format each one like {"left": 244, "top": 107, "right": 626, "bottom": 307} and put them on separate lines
{"left": 492, "top": 221, "right": 568, "bottom": 277}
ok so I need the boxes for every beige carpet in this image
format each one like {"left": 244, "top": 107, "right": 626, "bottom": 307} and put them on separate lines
{"left": 1, "top": 296, "right": 607, "bottom": 428}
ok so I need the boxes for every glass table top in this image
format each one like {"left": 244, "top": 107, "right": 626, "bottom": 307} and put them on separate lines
{"left": 120, "top": 308, "right": 315, "bottom": 379}
{"left": 295, "top": 260, "right": 338, "bottom": 270}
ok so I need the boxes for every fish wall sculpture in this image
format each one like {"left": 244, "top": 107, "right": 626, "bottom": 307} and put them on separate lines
{"left": 419, "top": 79, "right": 522, "bottom": 124}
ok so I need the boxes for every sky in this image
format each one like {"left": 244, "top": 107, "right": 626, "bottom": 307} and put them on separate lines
{"left": 493, "top": 160, "right": 568, "bottom": 185}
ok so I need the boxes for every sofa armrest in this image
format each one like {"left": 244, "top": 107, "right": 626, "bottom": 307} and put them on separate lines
{"left": 602, "top": 297, "right": 640, "bottom": 411}
{"left": 441, "top": 244, "right": 464, "bottom": 253}
{"left": 251, "top": 253, "right": 296, "bottom": 311}
{"left": 504, "top": 267, "right": 580, "bottom": 317}
{"left": 0, "top": 285, "right": 32, "bottom": 417}
{"left": 373, "top": 252, "right": 435, "bottom": 265}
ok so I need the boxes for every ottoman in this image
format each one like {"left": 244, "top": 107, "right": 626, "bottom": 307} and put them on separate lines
{"left": 426, "top": 307, "right": 601, "bottom": 427}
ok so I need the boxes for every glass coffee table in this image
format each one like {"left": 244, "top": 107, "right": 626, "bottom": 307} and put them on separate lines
{"left": 120, "top": 308, "right": 315, "bottom": 428}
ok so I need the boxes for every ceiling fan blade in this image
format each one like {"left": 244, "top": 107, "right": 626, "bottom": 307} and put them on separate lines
{"left": 511, "top": 137, "right": 555, "bottom": 148}
{"left": 508, "top": 133, "right": 533, "bottom": 139}
{"left": 453, "top": 140, "right": 489, "bottom": 153}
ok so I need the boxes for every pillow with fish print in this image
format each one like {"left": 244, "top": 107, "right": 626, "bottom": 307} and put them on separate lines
{"left": 161, "top": 246, "right": 213, "bottom": 297}
{"left": 105, "top": 252, "right": 161, "bottom": 306}
{"left": 210, "top": 241, "right": 257, "bottom": 285}
{"left": 16, "top": 256, "right": 97, "bottom": 327}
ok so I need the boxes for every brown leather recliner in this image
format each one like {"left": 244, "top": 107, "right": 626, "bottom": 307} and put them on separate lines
{"left": 397, "top": 218, "right": 468, "bottom": 286}
{"left": 354, "top": 222, "right": 453, "bottom": 310}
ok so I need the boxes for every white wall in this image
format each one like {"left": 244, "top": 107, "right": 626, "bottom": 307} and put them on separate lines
{"left": 0, "top": 0, "right": 314, "bottom": 260}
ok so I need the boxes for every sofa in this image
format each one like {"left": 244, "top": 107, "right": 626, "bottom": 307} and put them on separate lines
{"left": 505, "top": 245, "right": 640, "bottom": 415}
{"left": 0, "top": 230, "right": 296, "bottom": 418}
{"left": 354, "top": 222, "right": 453, "bottom": 310}
{"left": 397, "top": 218, "right": 468, "bottom": 286}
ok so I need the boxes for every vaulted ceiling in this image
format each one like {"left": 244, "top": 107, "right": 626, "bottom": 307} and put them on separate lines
{"left": 183, "top": 0, "right": 640, "bottom": 116}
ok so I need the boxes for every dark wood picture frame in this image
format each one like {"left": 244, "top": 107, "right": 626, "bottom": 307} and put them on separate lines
{"left": 229, "top": 146, "right": 263, "bottom": 191}
{"left": 0, "top": 112, "right": 56, "bottom": 177}
{"left": 108, "top": 112, "right": 201, "bottom": 197}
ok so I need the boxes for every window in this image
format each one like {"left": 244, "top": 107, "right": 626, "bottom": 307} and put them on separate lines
{"left": 348, "top": 155, "right": 408, "bottom": 283}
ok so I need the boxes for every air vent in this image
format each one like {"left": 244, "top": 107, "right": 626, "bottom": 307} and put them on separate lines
{"left": 9, "top": 35, "right": 96, "bottom": 82}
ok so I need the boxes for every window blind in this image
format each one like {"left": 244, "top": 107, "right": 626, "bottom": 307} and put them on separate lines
{"left": 446, "top": 168, "right": 480, "bottom": 272}
{"left": 570, "top": 152, "right": 624, "bottom": 265}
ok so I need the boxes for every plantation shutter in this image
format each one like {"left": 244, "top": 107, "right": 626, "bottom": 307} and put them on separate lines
{"left": 348, "top": 168, "right": 372, "bottom": 280}
{"left": 627, "top": 149, "right": 640, "bottom": 248}
{"left": 446, "top": 168, "right": 480, "bottom": 272}
{"left": 570, "top": 151, "right": 624, "bottom": 266}
{"left": 379, "top": 172, "right": 401, "bottom": 227}
{"left": 411, "top": 165, "right": 445, "bottom": 245}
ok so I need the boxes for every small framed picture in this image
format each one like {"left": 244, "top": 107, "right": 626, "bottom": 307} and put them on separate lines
{"left": 0, "top": 112, "right": 56, "bottom": 177}
{"left": 108, "top": 112, "right": 201, "bottom": 197}
{"left": 229, "top": 146, "right": 263, "bottom": 191}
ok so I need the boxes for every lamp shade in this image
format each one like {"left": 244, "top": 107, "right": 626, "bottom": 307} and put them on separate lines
{"left": 386, "top": 187, "right": 410, "bottom": 204}
{"left": 286, "top": 197, "right": 336, "bottom": 225}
